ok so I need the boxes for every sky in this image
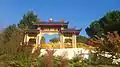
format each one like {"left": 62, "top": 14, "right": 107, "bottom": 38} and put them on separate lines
{"left": 0, "top": 0, "right": 120, "bottom": 42}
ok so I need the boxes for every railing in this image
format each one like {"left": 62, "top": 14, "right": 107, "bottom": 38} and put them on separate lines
{"left": 41, "top": 43, "right": 61, "bottom": 49}
{"left": 40, "top": 43, "right": 73, "bottom": 48}
{"left": 32, "top": 43, "right": 94, "bottom": 49}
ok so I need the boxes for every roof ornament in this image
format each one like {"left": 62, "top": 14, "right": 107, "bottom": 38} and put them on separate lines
{"left": 48, "top": 18, "right": 53, "bottom": 22}
{"left": 60, "top": 19, "right": 64, "bottom": 22}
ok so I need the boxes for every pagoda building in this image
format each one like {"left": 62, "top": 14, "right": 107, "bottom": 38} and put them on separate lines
{"left": 24, "top": 19, "right": 81, "bottom": 48}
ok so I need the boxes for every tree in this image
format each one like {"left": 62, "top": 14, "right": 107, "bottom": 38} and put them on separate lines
{"left": 64, "top": 39, "right": 72, "bottom": 43}
{"left": 86, "top": 10, "right": 120, "bottom": 65}
{"left": 85, "top": 20, "right": 104, "bottom": 37}
{"left": 1, "top": 24, "right": 17, "bottom": 44}
{"left": 100, "top": 11, "right": 120, "bottom": 32}
{"left": 40, "top": 36, "right": 45, "bottom": 44}
{"left": 87, "top": 31, "right": 120, "bottom": 63}
{"left": 49, "top": 37, "right": 59, "bottom": 43}
{"left": 18, "top": 11, "right": 39, "bottom": 29}
{"left": 0, "top": 11, "right": 41, "bottom": 67}
{"left": 86, "top": 10, "right": 120, "bottom": 37}
{"left": 77, "top": 35, "right": 88, "bottom": 43}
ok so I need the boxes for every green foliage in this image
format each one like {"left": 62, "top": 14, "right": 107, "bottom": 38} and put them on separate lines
{"left": 69, "top": 56, "right": 82, "bottom": 67}
{"left": 100, "top": 11, "right": 120, "bottom": 32}
{"left": 86, "top": 10, "right": 120, "bottom": 37}
{"left": 77, "top": 35, "right": 88, "bottom": 43}
{"left": 36, "top": 49, "right": 69, "bottom": 67}
{"left": 87, "top": 31, "right": 120, "bottom": 66}
{"left": 18, "top": 11, "right": 39, "bottom": 29}
{"left": 87, "top": 53, "right": 113, "bottom": 65}
{"left": 64, "top": 39, "right": 72, "bottom": 43}
{"left": 1, "top": 10, "right": 120, "bottom": 67}
{"left": 91, "top": 32, "right": 120, "bottom": 58}
{"left": 0, "top": 11, "right": 39, "bottom": 67}
{"left": 86, "top": 10, "right": 120, "bottom": 66}
{"left": 0, "top": 29, "right": 34, "bottom": 67}
{"left": 1, "top": 24, "right": 17, "bottom": 43}
{"left": 13, "top": 46, "right": 33, "bottom": 67}
{"left": 49, "top": 35, "right": 88, "bottom": 44}
{"left": 37, "top": 56, "right": 62, "bottom": 67}
{"left": 49, "top": 37, "right": 59, "bottom": 43}
{"left": 0, "top": 26, "right": 23, "bottom": 55}
{"left": 84, "top": 53, "right": 120, "bottom": 67}
{"left": 36, "top": 49, "right": 54, "bottom": 67}
{"left": 85, "top": 20, "right": 104, "bottom": 37}
{"left": 40, "top": 36, "right": 45, "bottom": 44}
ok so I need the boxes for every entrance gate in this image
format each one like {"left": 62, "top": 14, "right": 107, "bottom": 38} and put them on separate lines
{"left": 24, "top": 19, "right": 81, "bottom": 48}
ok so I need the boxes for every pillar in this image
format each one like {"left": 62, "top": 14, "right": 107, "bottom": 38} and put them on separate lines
{"left": 24, "top": 34, "right": 29, "bottom": 45}
{"left": 36, "top": 36, "right": 39, "bottom": 45}
{"left": 24, "top": 34, "right": 27, "bottom": 43}
{"left": 74, "top": 35, "right": 77, "bottom": 48}
{"left": 36, "top": 33, "right": 42, "bottom": 45}
{"left": 60, "top": 34, "right": 64, "bottom": 48}
{"left": 72, "top": 34, "right": 77, "bottom": 48}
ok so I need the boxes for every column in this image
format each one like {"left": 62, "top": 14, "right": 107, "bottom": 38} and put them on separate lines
{"left": 24, "top": 34, "right": 29, "bottom": 45}
{"left": 36, "top": 33, "right": 42, "bottom": 45}
{"left": 63, "top": 36, "right": 65, "bottom": 48}
{"left": 74, "top": 35, "right": 76, "bottom": 48}
{"left": 36, "top": 36, "right": 39, "bottom": 45}
{"left": 24, "top": 34, "right": 27, "bottom": 43}
{"left": 72, "top": 34, "right": 77, "bottom": 48}
{"left": 60, "top": 34, "right": 64, "bottom": 48}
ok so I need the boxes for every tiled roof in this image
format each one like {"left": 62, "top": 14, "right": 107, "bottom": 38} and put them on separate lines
{"left": 61, "top": 28, "right": 82, "bottom": 35}
{"left": 33, "top": 21, "right": 69, "bottom": 25}
{"left": 61, "top": 28, "right": 82, "bottom": 32}
{"left": 24, "top": 29, "right": 39, "bottom": 33}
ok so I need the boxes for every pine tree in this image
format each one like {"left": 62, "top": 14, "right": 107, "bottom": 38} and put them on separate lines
{"left": 18, "top": 11, "right": 39, "bottom": 29}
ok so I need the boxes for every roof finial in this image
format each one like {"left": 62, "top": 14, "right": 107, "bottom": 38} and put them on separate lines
{"left": 60, "top": 19, "right": 64, "bottom": 22}
{"left": 48, "top": 18, "right": 53, "bottom": 22}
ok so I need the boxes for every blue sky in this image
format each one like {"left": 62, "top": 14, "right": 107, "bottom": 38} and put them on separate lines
{"left": 0, "top": 0, "right": 120, "bottom": 42}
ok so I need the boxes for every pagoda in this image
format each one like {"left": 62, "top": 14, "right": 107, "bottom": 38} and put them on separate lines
{"left": 24, "top": 18, "right": 81, "bottom": 48}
